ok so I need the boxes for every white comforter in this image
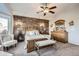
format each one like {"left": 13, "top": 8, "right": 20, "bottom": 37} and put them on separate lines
{"left": 26, "top": 34, "right": 50, "bottom": 40}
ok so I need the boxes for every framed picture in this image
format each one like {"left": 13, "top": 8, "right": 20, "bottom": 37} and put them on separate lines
{"left": 69, "top": 21, "right": 74, "bottom": 26}
{"left": 50, "top": 24, "right": 53, "bottom": 27}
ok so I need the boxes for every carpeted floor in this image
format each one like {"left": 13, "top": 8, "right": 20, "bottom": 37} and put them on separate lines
{"left": 7, "top": 41, "right": 79, "bottom": 56}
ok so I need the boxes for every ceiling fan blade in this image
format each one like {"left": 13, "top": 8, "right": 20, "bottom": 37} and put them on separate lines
{"left": 37, "top": 10, "right": 43, "bottom": 13}
{"left": 44, "top": 13, "right": 46, "bottom": 16}
{"left": 49, "top": 6, "right": 56, "bottom": 9}
{"left": 40, "top": 6, "right": 44, "bottom": 9}
{"left": 49, "top": 11, "right": 55, "bottom": 14}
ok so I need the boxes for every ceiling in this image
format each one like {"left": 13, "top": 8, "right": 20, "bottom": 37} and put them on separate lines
{"left": 8, "top": 3, "right": 79, "bottom": 20}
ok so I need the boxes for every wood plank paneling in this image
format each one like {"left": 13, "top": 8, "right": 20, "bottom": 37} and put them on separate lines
{"left": 13, "top": 15, "right": 49, "bottom": 34}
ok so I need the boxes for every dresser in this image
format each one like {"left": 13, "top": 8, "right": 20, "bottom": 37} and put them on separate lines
{"left": 51, "top": 31, "right": 68, "bottom": 43}
{"left": 51, "top": 19, "right": 68, "bottom": 43}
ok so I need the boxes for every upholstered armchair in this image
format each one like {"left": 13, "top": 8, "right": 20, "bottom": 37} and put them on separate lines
{"left": 0, "top": 34, "right": 17, "bottom": 50}
{"left": 0, "top": 35, "right": 3, "bottom": 51}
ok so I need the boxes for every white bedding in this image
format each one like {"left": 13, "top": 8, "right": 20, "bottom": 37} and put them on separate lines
{"left": 26, "top": 34, "right": 50, "bottom": 40}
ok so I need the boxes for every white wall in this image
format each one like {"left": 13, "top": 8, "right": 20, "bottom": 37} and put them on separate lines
{"left": 0, "top": 3, "right": 13, "bottom": 34}
{"left": 49, "top": 4, "right": 79, "bottom": 45}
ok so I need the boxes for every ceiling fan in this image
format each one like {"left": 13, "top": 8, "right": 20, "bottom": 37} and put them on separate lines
{"left": 37, "top": 3, "right": 57, "bottom": 16}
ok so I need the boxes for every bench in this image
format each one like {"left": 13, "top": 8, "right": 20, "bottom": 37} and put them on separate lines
{"left": 35, "top": 40, "right": 56, "bottom": 56}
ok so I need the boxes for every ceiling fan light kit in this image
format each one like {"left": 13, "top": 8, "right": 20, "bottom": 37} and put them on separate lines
{"left": 37, "top": 3, "right": 57, "bottom": 16}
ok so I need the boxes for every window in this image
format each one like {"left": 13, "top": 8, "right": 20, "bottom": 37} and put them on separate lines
{"left": 0, "top": 17, "right": 8, "bottom": 33}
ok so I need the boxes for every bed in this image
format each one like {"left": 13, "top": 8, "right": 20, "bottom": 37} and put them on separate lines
{"left": 24, "top": 30, "right": 55, "bottom": 53}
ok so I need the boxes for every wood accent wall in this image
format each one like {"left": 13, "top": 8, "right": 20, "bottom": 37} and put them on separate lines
{"left": 13, "top": 15, "right": 49, "bottom": 34}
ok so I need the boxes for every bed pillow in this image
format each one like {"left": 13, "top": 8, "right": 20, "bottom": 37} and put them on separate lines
{"left": 34, "top": 30, "right": 39, "bottom": 35}
{"left": 26, "top": 31, "right": 35, "bottom": 36}
{"left": 26, "top": 30, "right": 40, "bottom": 36}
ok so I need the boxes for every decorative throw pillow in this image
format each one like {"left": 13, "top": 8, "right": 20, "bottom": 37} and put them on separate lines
{"left": 33, "top": 30, "right": 39, "bottom": 35}
{"left": 26, "top": 31, "right": 35, "bottom": 36}
{"left": 29, "top": 31, "right": 35, "bottom": 36}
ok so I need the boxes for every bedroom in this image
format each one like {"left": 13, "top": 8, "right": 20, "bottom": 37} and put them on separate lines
{"left": 0, "top": 3, "right": 79, "bottom": 56}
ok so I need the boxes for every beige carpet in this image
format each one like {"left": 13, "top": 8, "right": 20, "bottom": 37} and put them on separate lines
{"left": 7, "top": 41, "right": 79, "bottom": 56}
